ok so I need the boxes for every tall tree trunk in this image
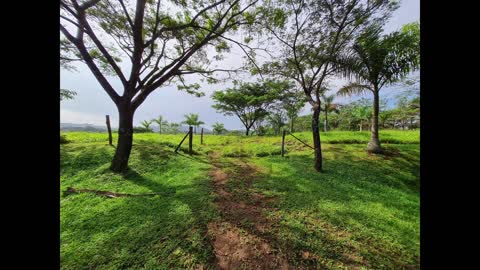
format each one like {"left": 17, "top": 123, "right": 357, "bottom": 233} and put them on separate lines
{"left": 312, "top": 105, "right": 323, "bottom": 172}
{"left": 367, "top": 88, "right": 382, "bottom": 153}
{"left": 290, "top": 118, "right": 294, "bottom": 133}
{"left": 360, "top": 120, "right": 362, "bottom": 131}
{"left": 324, "top": 108, "right": 328, "bottom": 132}
{"left": 245, "top": 127, "right": 249, "bottom": 136}
{"left": 110, "top": 103, "right": 134, "bottom": 172}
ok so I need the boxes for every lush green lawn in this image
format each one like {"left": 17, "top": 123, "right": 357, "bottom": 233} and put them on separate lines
{"left": 250, "top": 144, "right": 420, "bottom": 268}
{"left": 60, "top": 142, "right": 217, "bottom": 269}
{"left": 60, "top": 130, "right": 420, "bottom": 269}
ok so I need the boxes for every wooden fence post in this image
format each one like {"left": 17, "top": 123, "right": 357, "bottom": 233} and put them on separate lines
{"left": 106, "top": 115, "right": 112, "bottom": 145}
{"left": 175, "top": 130, "right": 190, "bottom": 153}
{"left": 201, "top": 128, "right": 204, "bottom": 145}
{"left": 189, "top": 126, "right": 193, "bottom": 155}
{"left": 281, "top": 129, "right": 286, "bottom": 157}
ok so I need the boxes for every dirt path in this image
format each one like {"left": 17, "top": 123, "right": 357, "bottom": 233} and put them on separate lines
{"left": 206, "top": 151, "right": 291, "bottom": 270}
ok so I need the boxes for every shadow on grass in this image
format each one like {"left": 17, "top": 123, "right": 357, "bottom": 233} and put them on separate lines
{"left": 60, "top": 142, "right": 217, "bottom": 269}
{"left": 250, "top": 145, "right": 420, "bottom": 268}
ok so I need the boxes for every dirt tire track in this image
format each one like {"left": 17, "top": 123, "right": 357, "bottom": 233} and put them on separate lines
{"left": 206, "top": 152, "right": 292, "bottom": 270}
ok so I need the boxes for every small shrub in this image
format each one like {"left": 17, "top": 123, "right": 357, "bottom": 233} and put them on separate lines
{"left": 60, "top": 134, "right": 69, "bottom": 144}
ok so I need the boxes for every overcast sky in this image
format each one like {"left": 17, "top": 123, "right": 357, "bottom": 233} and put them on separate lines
{"left": 60, "top": 0, "right": 419, "bottom": 130}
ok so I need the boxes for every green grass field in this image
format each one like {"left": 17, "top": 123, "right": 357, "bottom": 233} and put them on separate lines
{"left": 60, "top": 130, "right": 420, "bottom": 269}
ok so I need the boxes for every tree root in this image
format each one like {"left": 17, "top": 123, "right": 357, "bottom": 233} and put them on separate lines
{"left": 63, "top": 187, "right": 162, "bottom": 198}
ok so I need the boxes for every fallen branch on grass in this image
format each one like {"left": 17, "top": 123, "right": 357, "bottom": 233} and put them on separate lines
{"left": 64, "top": 187, "right": 163, "bottom": 198}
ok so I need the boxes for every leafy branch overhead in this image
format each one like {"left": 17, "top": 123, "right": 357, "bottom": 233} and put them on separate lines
{"left": 60, "top": 0, "right": 261, "bottom": 108}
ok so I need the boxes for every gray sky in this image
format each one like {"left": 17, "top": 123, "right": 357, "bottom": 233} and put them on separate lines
{"left": 60, "top": 0, "right": 419, "bottom": 130}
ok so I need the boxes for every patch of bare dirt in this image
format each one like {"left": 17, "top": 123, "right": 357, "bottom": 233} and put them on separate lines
{"left": 208, "top": 221, "right": 289, "bottom": 270}
{"left": 206, "top": 152, "right": 292, "bottom": 269}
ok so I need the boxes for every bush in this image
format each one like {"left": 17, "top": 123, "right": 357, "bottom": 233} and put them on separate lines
{"left": 60, "top": 134, "right": 69, "bottom": 144}
{"left": 133, "top": 127, "right": 153, "bottom": 133}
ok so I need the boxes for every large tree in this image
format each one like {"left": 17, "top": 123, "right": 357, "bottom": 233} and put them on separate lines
{"left": 337, "top": 22, "right": 419, "bottom": 152}
{"left": 211, "top": 80, "right": 288, "bottom": 135}
{"left": 259, "top": 0, "right": 397, "bottom": 171}
{"left": 60, "top": 0, "right": 260, "bottom": 172}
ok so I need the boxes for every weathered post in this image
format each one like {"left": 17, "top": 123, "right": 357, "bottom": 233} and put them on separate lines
{"left": 281, "top": 129, "right": 286, "bottom": 157}
{"left": 189, "top": 126, "right": 193, "bottom": 155}
{"left": 175, "top": 131, "right": 190, "bottom": 153}
{"left": 201, "top": 128, "right": 204, "bottom": 145}
{"left": 106, "top": 115, "right": 112, "bottom": 146}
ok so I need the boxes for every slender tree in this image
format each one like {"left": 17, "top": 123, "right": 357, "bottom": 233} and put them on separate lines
{"left": 260, "top": 0, "right": 396, "bottom": 171}
{"left": 182, "top": 113, "right": 204, "bottom": 134}
{"left": 320, "top": 94, "right": 337, "bottom": 132}
{"left": 267, "top": 111, "right": 287, "bottom": 135}
{"left": 153, "top": 115, "right": 168, "bottom": 134}
{"left": 61, "top": 0, "right": 260, "bottom": 172}
{"left": 281, "top": 90, "right": 306, "bottom": 133}
{"left": 337, "top": 22, "right": 419, "bottom": 153}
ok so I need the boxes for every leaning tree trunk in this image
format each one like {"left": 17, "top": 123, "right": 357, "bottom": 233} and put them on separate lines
{"left": 312, "top": 105, "right": 323, "bottom": 172}
{"left": 110, "top": 103, "right": 134, "bottom": 172}
{"left": 367, "top": 88, "right": 382, "bottom": 153}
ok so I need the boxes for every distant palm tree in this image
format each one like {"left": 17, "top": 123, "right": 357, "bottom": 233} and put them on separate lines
{"left": 140, "top": 120, "right": 154, "bottom": 132}
{"left": 152, "top": 115, "right": 168, "bottom": 134}
{"left": 168, "top": 122, "right": 181, "bottom": 134}
{"left": 182, "top": 113, "right": 204, "bottom": 134}
{"left": 321, "top": 94, "right": 337, "bottom": 132}
{"left": 212, "top": 122, "right": 227, "bottom": 135}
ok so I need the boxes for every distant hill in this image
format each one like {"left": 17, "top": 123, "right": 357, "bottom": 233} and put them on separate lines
{"left": 60, "top": 123, "right": 107, "bottom": 132}
{"left": 60, "top": 123, "right": 215, "bottom": 134}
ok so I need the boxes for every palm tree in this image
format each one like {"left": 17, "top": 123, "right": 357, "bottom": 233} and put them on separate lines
{"left": 337, "top": 22, "right": 419, "bottom": 153}
{"left": 152, "top": 115, "right": 168, "bottom": 134}
{"left": 352, "top": 104, "right": 372, "bottom": 131}
{"left": 140, "top": 120, "right": 154, "bottom": 132}
{"left": 168, "top": 122, "right": 181, "bottom": 134}
{"left": 182, "top": 113, "right": 204, "bottom": 134}
{"left": 212, "top": 122, "right": 227, "bottom": 135}
{"left": 321, "top": 94, "right": 337, "bottom": 132}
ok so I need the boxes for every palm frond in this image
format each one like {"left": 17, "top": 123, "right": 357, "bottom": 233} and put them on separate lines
{"left": 337, "top": 82, "right": 372, "bottom": 97}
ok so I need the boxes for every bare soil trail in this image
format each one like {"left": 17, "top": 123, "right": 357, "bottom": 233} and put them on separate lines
{"left": 206, "top": 151, "right": 293, "bottom": 270}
